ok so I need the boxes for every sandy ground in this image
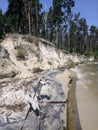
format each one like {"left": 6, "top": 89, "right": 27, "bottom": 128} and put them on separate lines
{"left": 56, "top": 69, "right": 76, "bottom": 99}
{"left": 56, "top": 69, "right": 70, "bottom": 98}
{"left": 55, "top": 69, "right": 76, "bottom": 127}
{"left": 55, "top": 69, "right": 71, "bottom": 127}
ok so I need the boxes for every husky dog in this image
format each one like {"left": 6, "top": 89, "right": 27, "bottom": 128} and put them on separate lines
{"left": 24, "top": 86, "right": 41, "bottom": 113}
{"left": 0, "top": 77, "right": 47, "bottom": 125}
{"left": 21, "top": 78, "right": 47, "bottom": 130}
{"left": 24, "top": 77, "right": 47, "bottom": 113}
{"left": 33, "top": 78, "right": 46, "bottom": 101}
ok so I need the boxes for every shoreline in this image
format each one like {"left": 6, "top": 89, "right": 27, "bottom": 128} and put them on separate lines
{"left": 55, "top": 68, "right": 82, "bottom": 130}
{"left": 67, "top": 70, "right": 82, "bottom": 130}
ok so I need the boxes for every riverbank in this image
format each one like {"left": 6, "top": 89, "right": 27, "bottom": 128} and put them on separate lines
{"left": 0, "top": 35, "right": 98, "bottom": 130}
{"left": 55, "top": 69, "right": 81, "bottom": 130}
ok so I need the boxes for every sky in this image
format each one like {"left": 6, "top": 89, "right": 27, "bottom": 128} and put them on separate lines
{"left": 72, "top": 0, "right": 98, "bottom": 27}
{"left": 0, "top": 0, "right": 98, "bottom": 28}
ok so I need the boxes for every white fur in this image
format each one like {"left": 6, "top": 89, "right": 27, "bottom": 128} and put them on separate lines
{"left": 25, "top": 90, "right": 40, "bottom": 111}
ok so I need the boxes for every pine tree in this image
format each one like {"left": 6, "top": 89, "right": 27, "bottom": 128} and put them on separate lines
{"left": 52, "top": 0, "right": 75, "bottom": 47}
{"left": 6, "top": 0, "right": 25, "bottom": 32}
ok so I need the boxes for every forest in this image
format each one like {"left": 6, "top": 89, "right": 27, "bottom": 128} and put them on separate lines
{"left": 0, "top": 0, "right": 98, "bottom": 58}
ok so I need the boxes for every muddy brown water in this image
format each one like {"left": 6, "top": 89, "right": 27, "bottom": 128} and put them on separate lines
{"left": 75, "top": 64, "right": 98, "bottom": 130}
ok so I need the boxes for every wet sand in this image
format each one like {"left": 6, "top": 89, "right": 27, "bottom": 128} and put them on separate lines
{"left": 56, "top": 69, "right": 76, "bottom": 97}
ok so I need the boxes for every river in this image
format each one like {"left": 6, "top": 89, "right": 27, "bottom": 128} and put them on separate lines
{"left": 74, "top": 64, "right": 98, "bottom": 130}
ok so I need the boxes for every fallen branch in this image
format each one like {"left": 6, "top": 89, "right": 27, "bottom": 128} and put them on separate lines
{"left": 39, "top": 100, "right": 67, "bottom": 104}
{"left": 39, "top": 115, "right": 50, "bottom": 120}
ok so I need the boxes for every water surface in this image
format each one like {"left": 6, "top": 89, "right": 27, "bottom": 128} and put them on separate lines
{"left": 75, "top": 64, "right": 98, "bottom": 130}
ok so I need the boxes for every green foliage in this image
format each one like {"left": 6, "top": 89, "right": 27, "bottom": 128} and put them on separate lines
{"left": 27, "top": 35, "right": 33, "bottom": 43}
{"left": 0, "top": 33, "right": 5, "bottom": 39}
{"left": 48, "top": 61, "right": 52, "bottom": 65}
{"left": 27, "top": 35, "right": 39, "bottom": 44}
{"left": 58, "top": 66, "right": 65, "bottom": 71}
{"left": 93, "top": 51, "right": 98, "bottom": 59}
{"left": 67, "top": 61, "right": 75, "bottom": 69}
{"left": 0, "top": 10, "right": 4, "bottom": 39}
{"left": 84, "top": 51, "right": 93, "bottom": 57}
{"left": 84, "top": 50, "right": 98, "bottom": 59}
{"left": 16, "top": 45, "right": 26, "bottom": 60}
{"left": 6, "top": 0, "right": 25, "bottom": 32}
{"left": 33, "top": 68, "right": 43, "bottom": 73}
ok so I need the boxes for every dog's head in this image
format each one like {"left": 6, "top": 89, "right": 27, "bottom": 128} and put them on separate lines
{"left": 39, "top": 77, "right": 47, "bottom": 86}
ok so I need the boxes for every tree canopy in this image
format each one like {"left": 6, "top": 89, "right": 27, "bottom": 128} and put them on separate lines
{"left": 0, "top": 0, "right": 98, "bottom": 58}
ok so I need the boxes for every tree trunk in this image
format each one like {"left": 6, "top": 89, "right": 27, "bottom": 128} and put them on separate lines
{"left": 28, "top": 1, "right": 31, "bottom": 34}
{"left": 55, "top": 23, "right": 60, "bottom": 48}
{"left": 35, "top": 0, "right": 38, "bottom": 35}
{"left": 24, "top": 0, "right": 31, "bottom": 34}
{"left": 49, "top": 26, "right": 53, "bottom": 42}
